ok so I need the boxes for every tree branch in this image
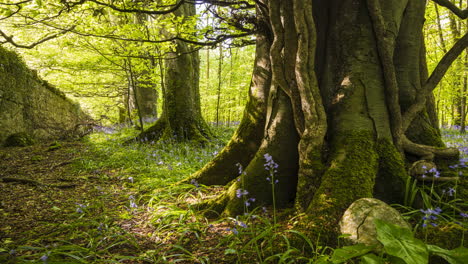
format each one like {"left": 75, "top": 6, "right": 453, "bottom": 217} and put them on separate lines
{"left": 402, "top": 32, "right": 468, "bottom": 131}
{"left": 0, "top": 26, "right": 75, "bottom": 49}
{"left": 432, "top": 0, "right": 468, "bottom": 19}
{"left": 85, "top": 0, "right": 186, "bottom": 15}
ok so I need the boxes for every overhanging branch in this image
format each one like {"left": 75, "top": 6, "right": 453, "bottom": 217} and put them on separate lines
{"left": 402, "top": 32, "right": 468, "bottom": 131}
{"left": 432, "top": 0, "right": 468, "bottom": 19}
{"left": 0, "top": 26, "right": 75, "bottom": 49}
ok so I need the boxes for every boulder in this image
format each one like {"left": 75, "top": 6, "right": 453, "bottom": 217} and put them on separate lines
{"left": 339, "top": 198, "right": 411, "bottom": 248}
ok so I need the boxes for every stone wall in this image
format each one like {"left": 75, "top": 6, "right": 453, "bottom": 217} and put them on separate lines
{"left": 0, "top": 46, "right": 89, "bottom": 145}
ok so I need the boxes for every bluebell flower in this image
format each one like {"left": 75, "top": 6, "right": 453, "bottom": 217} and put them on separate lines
{"left": 130, "top": 201, "right": 138, "bottom": 208}
{"left": 447, "top": 187, "right": 456, "bottom": 196}
{"left": 9, "top": 249, "right": 16, "bottom": 255}
{"left": 40, "top": 254, "right": 48, "bottom": 263}
{"left": 226, "top": 228, "right": 238, "bottom": 235}
{"left": 421, "top": 207, "right": 441, "bottom": 227}
{"left": 75, "top": 203, "right": 87, "bottom": 214}
{"left": 236, "top": 189, "right": 248, "bottom": 198}
{"left": 461, "top": 212, "right": 468, "bottom": 218}
{"left": 128, "top": 177, "right": 134, "bottom": 183}
{"left": 190, "top": 179, "right": 200, "bottom": 188}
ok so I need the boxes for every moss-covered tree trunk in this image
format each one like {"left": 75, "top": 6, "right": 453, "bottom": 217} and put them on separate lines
{"left": 137, "top": 2, "right": 211, "bottom": 143}
{"left": 196, "top": 0, "right": 464, "bottom": 228}
{"left": 189, "top": 3, "right": 271, "bottom": 185}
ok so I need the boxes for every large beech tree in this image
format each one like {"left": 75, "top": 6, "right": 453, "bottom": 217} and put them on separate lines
{"left": 191, "top": 0, "right": 467, "bottom": 225}
{"left": 136, "top": 1, "right": 212, "bottom": 143}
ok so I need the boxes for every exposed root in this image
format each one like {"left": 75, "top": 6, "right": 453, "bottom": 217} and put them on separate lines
{"left": 402, "top": 135, "right": 459, "bottom": 160}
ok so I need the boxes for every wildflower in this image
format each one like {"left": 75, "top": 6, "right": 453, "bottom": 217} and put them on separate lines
{"left": 245, "top": 197, "right": 256, "bottom": 207}
{"left": 226, "top": 228, "right": 238, "bottom": 235}
{"left": 130, "top": 200, "right": 138, "bottom": 208}
{"left": 420, "top": 207, "right": 441, "bottom": 227}
{"left": 9, "top": 249, "right": 16, "bottom": 255}
{"left": 428, "top": 168, "right": 440, "bottom": 178}
{"left": 128, "top": 177, "right": 134, "bottom": 183}
{"left": 264, "top": 153, "right": 279, "bottom": 171}
{"left": 236, "top": 163, "right": 243, "bottom": 175}
{"left": 461, "top": 212, "right": 468, "bottom": 218}
{"left": 190, "top": 179, "right": 200, "bottom": 188}
{"left": 237, "top": 221, "right": 248, "bottom": 228}
{"left": 75, "top": 203, "right": 86, "bottom": 214}
{"left": 447, "top": 187, "right": 456, "bottom": 196}
{"left": 236, "top": 189, "right": 248, "bottom": 198}
{"left": 40, "top": 254, "right": 48, "bottom": 263}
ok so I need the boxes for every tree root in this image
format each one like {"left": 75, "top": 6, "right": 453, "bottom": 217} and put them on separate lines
{"left": 0, "top": 177, "right": 77, "bottom": 189}
{"left": 402, "top": 135, "right": 459, "bottom": 160}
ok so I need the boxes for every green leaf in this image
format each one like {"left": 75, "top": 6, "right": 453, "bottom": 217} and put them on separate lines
{"left": 360, "top": 253, "right": 385, "bottom": 264}
{"left": 224, "top": 248, "right": 236, "bottom": 255}
{"left": 427, "top": 245, "right": 468, "bottom": 264}
{"left": 330, "top": 244, "right": 375, "bottom": 264}
{"left": 375, "top": 219, "right": 428, "bottom": 264}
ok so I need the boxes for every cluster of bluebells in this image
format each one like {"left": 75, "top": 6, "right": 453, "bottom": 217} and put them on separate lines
{"left": 244, "top": 197, "right": 256, "bottom": 207}
{"left": 129, "top": 195, "right": 138, "bottom": 209}
{"left": 420, "top": 207, "right": 442, "bottom": 227}
{"left": 75, "top": 203, "right": 87, "bottom": 214}
{"left": 264, "top": 153, "right": 279, "bottom": 174}
{"left": 448, "top": 158, "right": 467, "bottom": 177}
{"left": 236, "top": 189, "right": 249, "bottom": 198}
{"left": 190, "top": 179, "right": 200, "bottom": 188}
{"left": 226, "top": 218, "right": 248, "bottom": 235}
{"left": 421, "top": 165, "right": 440, "bottom": 179}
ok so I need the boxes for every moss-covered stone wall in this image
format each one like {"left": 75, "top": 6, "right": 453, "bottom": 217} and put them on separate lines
{"left": 0, "top": 46, "right": 89, "bottom": 145}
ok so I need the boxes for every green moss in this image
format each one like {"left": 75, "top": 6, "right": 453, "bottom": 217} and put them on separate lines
{"left": 307, "top": 131, "right": 379, "bottom": 221}
{"left": 4, "top": 132, "right": 35, "bottom": 147}
{"left": 406, "top": 115, "right": 445, "bottom": 148}
{"left": 415, "top": 223, "right": 466, "bottom": 249}
{"left": 374, "top": 138, "right": 409, "bottom": 204}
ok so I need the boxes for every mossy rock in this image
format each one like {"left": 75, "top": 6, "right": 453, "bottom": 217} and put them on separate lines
{"left": 4, "top": 132, "right": 35, "bottom": 147}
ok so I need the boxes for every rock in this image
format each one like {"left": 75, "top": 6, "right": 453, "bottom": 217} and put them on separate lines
{"left": 409, "top": 160, "right": 436, "bottom": 178}
{"left": 339, "top": 198, "right": 411, "bottom": 248}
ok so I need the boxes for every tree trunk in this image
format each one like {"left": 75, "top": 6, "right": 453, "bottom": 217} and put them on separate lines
{"left": 196, "top": 0, "right": 461, "bottom": 231}
{"left": 136, "top": 2, "right": 211, "bottom": 143}
{"left": 189, "top": 5, "right": 271, "bottom": 185}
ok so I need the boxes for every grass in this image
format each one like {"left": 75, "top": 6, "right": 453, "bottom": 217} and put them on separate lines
{"left": 0, "top": 125, "right": 466, "bottom": 263}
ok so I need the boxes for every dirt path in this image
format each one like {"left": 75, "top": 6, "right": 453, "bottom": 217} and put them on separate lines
{"left": 0, "top": 141, "right": 119, "bottom": 243}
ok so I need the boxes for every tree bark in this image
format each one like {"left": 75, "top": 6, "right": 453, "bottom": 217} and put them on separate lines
{"left": 136, "top": 2, "right": 211, "bottom": 143}
{"left": 195, "top": 0, "right": 461, "bottom": 231}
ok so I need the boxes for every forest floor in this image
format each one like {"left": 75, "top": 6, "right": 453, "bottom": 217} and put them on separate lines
{"left": 0, "top": 126, "right": 467, "bottom": 263}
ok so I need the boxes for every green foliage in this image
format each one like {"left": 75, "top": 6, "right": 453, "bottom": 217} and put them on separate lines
{"left": 374, "top": 219, "right": 429, "bottom": 264}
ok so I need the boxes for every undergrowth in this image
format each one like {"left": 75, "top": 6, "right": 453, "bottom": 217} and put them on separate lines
{"left": 0, "top": 125, "right": 466, "bottom": 263}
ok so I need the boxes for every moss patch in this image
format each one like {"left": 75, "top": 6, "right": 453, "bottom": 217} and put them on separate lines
{"left": 374, "top": 138, "right": 409, "bottom": 204}
{"left": 307, "top": 131, "right": 378, "bottom": 222}
{"left": 4, "top": 132, "right": 35, "bottom": 147}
